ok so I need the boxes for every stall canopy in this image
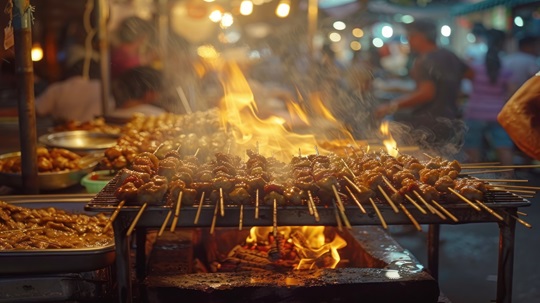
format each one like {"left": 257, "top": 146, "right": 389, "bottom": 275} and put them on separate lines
{"left": 451, "top": 0, "right": 540, "bottom": 16}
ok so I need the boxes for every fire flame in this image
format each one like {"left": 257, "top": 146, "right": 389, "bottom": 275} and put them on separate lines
{"left": 215, "top": 61, "right": 356, "bottom": 161}
{"left": 245, "top": 226, "right": 346, "bottom": 270}
{"left": 380, "top": 121, "right": 398, "bottom": 157}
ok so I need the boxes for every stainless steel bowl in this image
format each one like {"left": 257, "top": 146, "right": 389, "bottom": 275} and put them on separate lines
{"left": 39, "top": 130, "right": 119, "bottom": 152}
{"left": 0, "top": 152, "right": 101, "bottom": 191}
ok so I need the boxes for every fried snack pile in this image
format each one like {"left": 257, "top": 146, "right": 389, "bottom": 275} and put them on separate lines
{"left": 0, "top": 201, "right": 113, "bottom": 250}
{"left": 0, "top": 147, "right": 82, "bottom": 173}
{"left": 52, "top": 117, "right": 122, "bottom": 135}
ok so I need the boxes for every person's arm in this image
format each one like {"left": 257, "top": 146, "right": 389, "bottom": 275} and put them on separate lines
{"left": 375, "top": 80, "right": 435, "bottom": 118}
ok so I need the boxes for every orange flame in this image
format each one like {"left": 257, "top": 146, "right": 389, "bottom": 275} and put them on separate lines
{"left": 380, "top": 121, "right": 398, "bottom": 157}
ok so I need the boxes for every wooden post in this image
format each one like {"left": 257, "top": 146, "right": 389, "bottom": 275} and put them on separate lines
{"left": 13, "top": 0, "right": 39, "bottom": 194}
{"left": 96, "top": 0, "right": 111, "bottom": 116}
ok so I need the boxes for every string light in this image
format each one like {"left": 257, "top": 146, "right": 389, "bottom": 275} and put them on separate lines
{"left": 276, "top": 0, "right": 291, "bottom": 18}
{"left": 240, "top": 0, "right": 253, "bottom": 16}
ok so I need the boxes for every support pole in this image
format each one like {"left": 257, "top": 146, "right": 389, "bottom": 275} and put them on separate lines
{"left": 96, "top": 0, "right": 111, "bottom": 116}
{"left": 13, "top": 0, "right": 38, "bottom": 194}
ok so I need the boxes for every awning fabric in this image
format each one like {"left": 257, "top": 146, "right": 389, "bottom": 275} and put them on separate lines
{"left": 451, "top": 0, "right": 540, "bottom": 16}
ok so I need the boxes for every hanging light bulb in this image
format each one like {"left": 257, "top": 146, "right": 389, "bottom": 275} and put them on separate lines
{"left": 220, "top": 12, "right": 234, "bottom": 28}
{"left": 31, "top": 43, "right": 43, "bottom": 62}
{"left": 240, "top": 0, "right": 253, "bottom": 16}
{"left": 209, "top": 9, "right": 223, "bottom": 23}
{"left": 276, "top": 0, "right": 291, "bottom": 18}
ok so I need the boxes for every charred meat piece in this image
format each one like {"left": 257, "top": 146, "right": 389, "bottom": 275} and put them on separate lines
{"left": 137, "top": 175, "right": 168, "bottom": 205}
{"left": 229, "top": 187, "right": 252, "bottom": 205}
{"left": 264, "top": 191, "right": 286, "bottom": 206}
{"left": 434, "top": 175, "right": 455, "bottom": 193}
{"left": 283, "top": 186, "right": 306, "bottom": 205}
{"left": 115, "top": 182, "right": 139, "bottom": 203}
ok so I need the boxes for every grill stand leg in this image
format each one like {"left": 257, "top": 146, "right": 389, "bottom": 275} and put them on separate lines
{"left": 136, "top": 228, "right": 148, "bottom": 280}
{"left": 427, "top": 224, "right": 440, "bottom": 280}
{"left": 497, "top": 208, "right": 516, "bottom": 303}
{"left": 114, "top": 214, "right": 132, "bottom": 303}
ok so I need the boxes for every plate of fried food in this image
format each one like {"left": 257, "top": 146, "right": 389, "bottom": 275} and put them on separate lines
{"left": 0, "top": 147, "right": 101, "bottom": 190}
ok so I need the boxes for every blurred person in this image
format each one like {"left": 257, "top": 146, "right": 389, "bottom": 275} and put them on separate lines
{"left": 497, "top": 72, "right": 540, "bottom": 161}
{"left": 110, "top": 16, "right": 157, "bottom": 78}
{"left": 462, "top": 29, "right": 513, "bottom": 165}
{"left": 504, "top": 35, "right": 539, "bottom": 95}
{"left": 375, "top": 19, "right": 473, "bottom": 152}
{"left": 464, "top": 22, "right": 488, "bottom": 65}
{"left": 35, "top": 59, "right": 106, "bottom": 123}
{"left": 109, "top": 66, "right": 166, "bottom": 119}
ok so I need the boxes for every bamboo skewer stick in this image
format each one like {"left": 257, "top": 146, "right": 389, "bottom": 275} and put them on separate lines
{"left": 475, "top": 200, "right": 504, "bottom": 221}
{"left": 153, "top": 143, "right": 165, "bottom": 155}
{"left": 487, "top": 184, "right": 540, "bottom": 190}
{"left": 193, "top": 192, "right": 205, "bottom": 225}
{"left": 462, "top": 164, "right": 540, "bottom": 169}
{"left": 210, "top": 199, "right": 219, "bottom": 235}
{"left": 501, "top": 211, "right": 532, "bottom": 229}
{"left": 399, "top": 204, "right": 422, "bottom": 231}
{"left": 431, "top": 200, "right": 459, "bottom": 223}
{"left": 463, "top": 169, "right": 515, "bottom": 175}
{"left": 193, "top": 148, "right": 200, "bottom": 157}
{"left": 431, "top": 200, "right": 459, "bottom": 222}
{"left": 377, "top": 185, "right": 400, "bottom": 213}
{"left": 158, "top": 211, "right": 172, "bottom": 237}
{"left": 104, "top": 200, "right": 126, "bottom": 231}
{"left": 517, "top": 211, "right": 527, "bottom": 216}
{"left": 489, "top": 187, "right": 536, "bottom": 195}
{"left": 403, "top": 192, "right": 428, "bottom": 215}
{"left": 239, "top": 204, "right": 244, "bottom": 231}
{"left": 307, "top": 190, "right": 320, "bottom": 221}
{"left": 447, "top": 188, "right": 482, "bottom": 211}
{"left": 255, "top": 189, "right": 260, "bottom": 219}
{"left": 413, "top": 190, "right": 445, "bottom": 219}
{"left": 333, "top": 200, "right": 343, "bottom": 232}
{"left": 345, "top": 186, "right": 366, "bottom": 214}
{"left": 369, "top": 197, "right": 387, "bottom": 230}
{"left": 462, "top": 162, "right": 501, "bottom": 166}
{"left": 307, "top": 191, "right": 314, "bottom": 215}
{"left": 332, "top": 185, "right": 352, "bottom": 229}
{"left": 273, "top": 199, "right": 278, "bottom": 237}
{"left": 219, "top": 188, "right": 225, "bottom": 217}
{"left": 479, "top": 179, "right": 528, "bottom": 183}
{"left": 126, "top": 203, "right": 147, "bottom": 237}
{"left": 170, "top": 191, "right": 184, "bottom": 232}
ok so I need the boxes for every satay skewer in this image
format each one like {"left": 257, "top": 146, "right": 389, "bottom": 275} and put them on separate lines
{"left": 447, "top": 188, "right": 482, "bottom": 211}
{"left": 431, "top": 200, "right": 459, "bottom": 222}
{"left": 158, "top": 211, "right": 172, "bottom": 237}
{"left": 501, "top": 211, "right": 532, "bottom": 228}
{"left": 255, "top": 189, "right": 260, "bottom": 219}
{"left": 210, "top": 199, "right": 219, "bottom": 235}
{"left": 170, "top": 191, "right": 184, "bottom": 232}
{"left": 126, "top": 203, "right": 148, "bottom": 237}
{"left": 377, "top": 185, "right": 400, "bottom": 213}
{"left": 239, "top": 204, "right": 244, "bottom": 231}
{"left": 475, "top": 200, "right": 504, "bottom": 221}
{"left": 382, "top": 177, "right": 426, "bottom": 214}
{"left": 399, "top": 204, "right": 422, "bottom": 231}
{"left": 479, "top": 179, "right": 528, "bottom": 183}
{"left": 345, "top": 186, "right": 366, "bottom": 214}
{"left": 104, "top": 200, "right": 126, "bottom": 231}
{"left": 369, "top": 197, "right": 387, "bottom": 230}
{"left": 462, "top": 164, "right": 540, "bottom": 169}
{"left": 333, "top": 200, "right": 343, "bottom": 232}
{"left": 273, "top": 199, "right": 278, "bottom": 237}
{"left": 487, "top": 184, "right": 540, "bottom": 190}
{"left": 193, "top": 192, "right": 205, "bottom": 225}
{"left": 488, "top": 187, "right": 536, "bottom": 195}
{"left": 307, "top": 190, "right": 320, "bottom": 221}
{"left": 219, "top": 187, "right": 225, "bottom": 217}
{"left": 332, "top": 185, "right": 352, "bottom": 229}
{"left": 412, "top": 190, "right": 446, "bottom": 219}
{"left": 463, "top": 169, "right": 515, "bottom": 175}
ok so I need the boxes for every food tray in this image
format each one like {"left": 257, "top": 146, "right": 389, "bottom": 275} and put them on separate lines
{"left": 39, "top": 130, "right": 119, "bottom": 152}
{"left": 0, "top": 197, "right": 115, "bottom": 275}
{"left": 0, "top": 152, "right": 101, "bottom": 190}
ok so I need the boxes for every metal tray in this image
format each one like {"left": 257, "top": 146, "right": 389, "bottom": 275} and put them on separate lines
{"left": 39, "top": 130, "right": 119, "bottom": 152}
{"left": 0, "top": 152, "right": 101, "bottom": 191}
{"left": 0, "top": 197, "right": 115, "bottom": 275}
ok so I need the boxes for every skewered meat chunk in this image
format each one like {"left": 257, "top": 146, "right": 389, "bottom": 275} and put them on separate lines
{"left": 229, "top": 187, "right": 252, "bottom": 205}
{"left": 283, "top": 186, "right": 306, "bottom": 205}
{"left": 264, "top": 191, "right": 286, "bottom": 206}
{"left": 115, "top": 182, "right": 139, "bottom": 202}
{"left": 213, "top": 176, "right": 235, "bottom": 192}
{"left": 137, "top": 175, "right": 168, "bottom": 205}
{"left": 158, "top": 157, "right": 180, "bottom": 181}
{"left": 419, "top": 169, "right": 439, "bottom": 185}
{"left": 434, "top": 175, "right": 455, "bottom": 193}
